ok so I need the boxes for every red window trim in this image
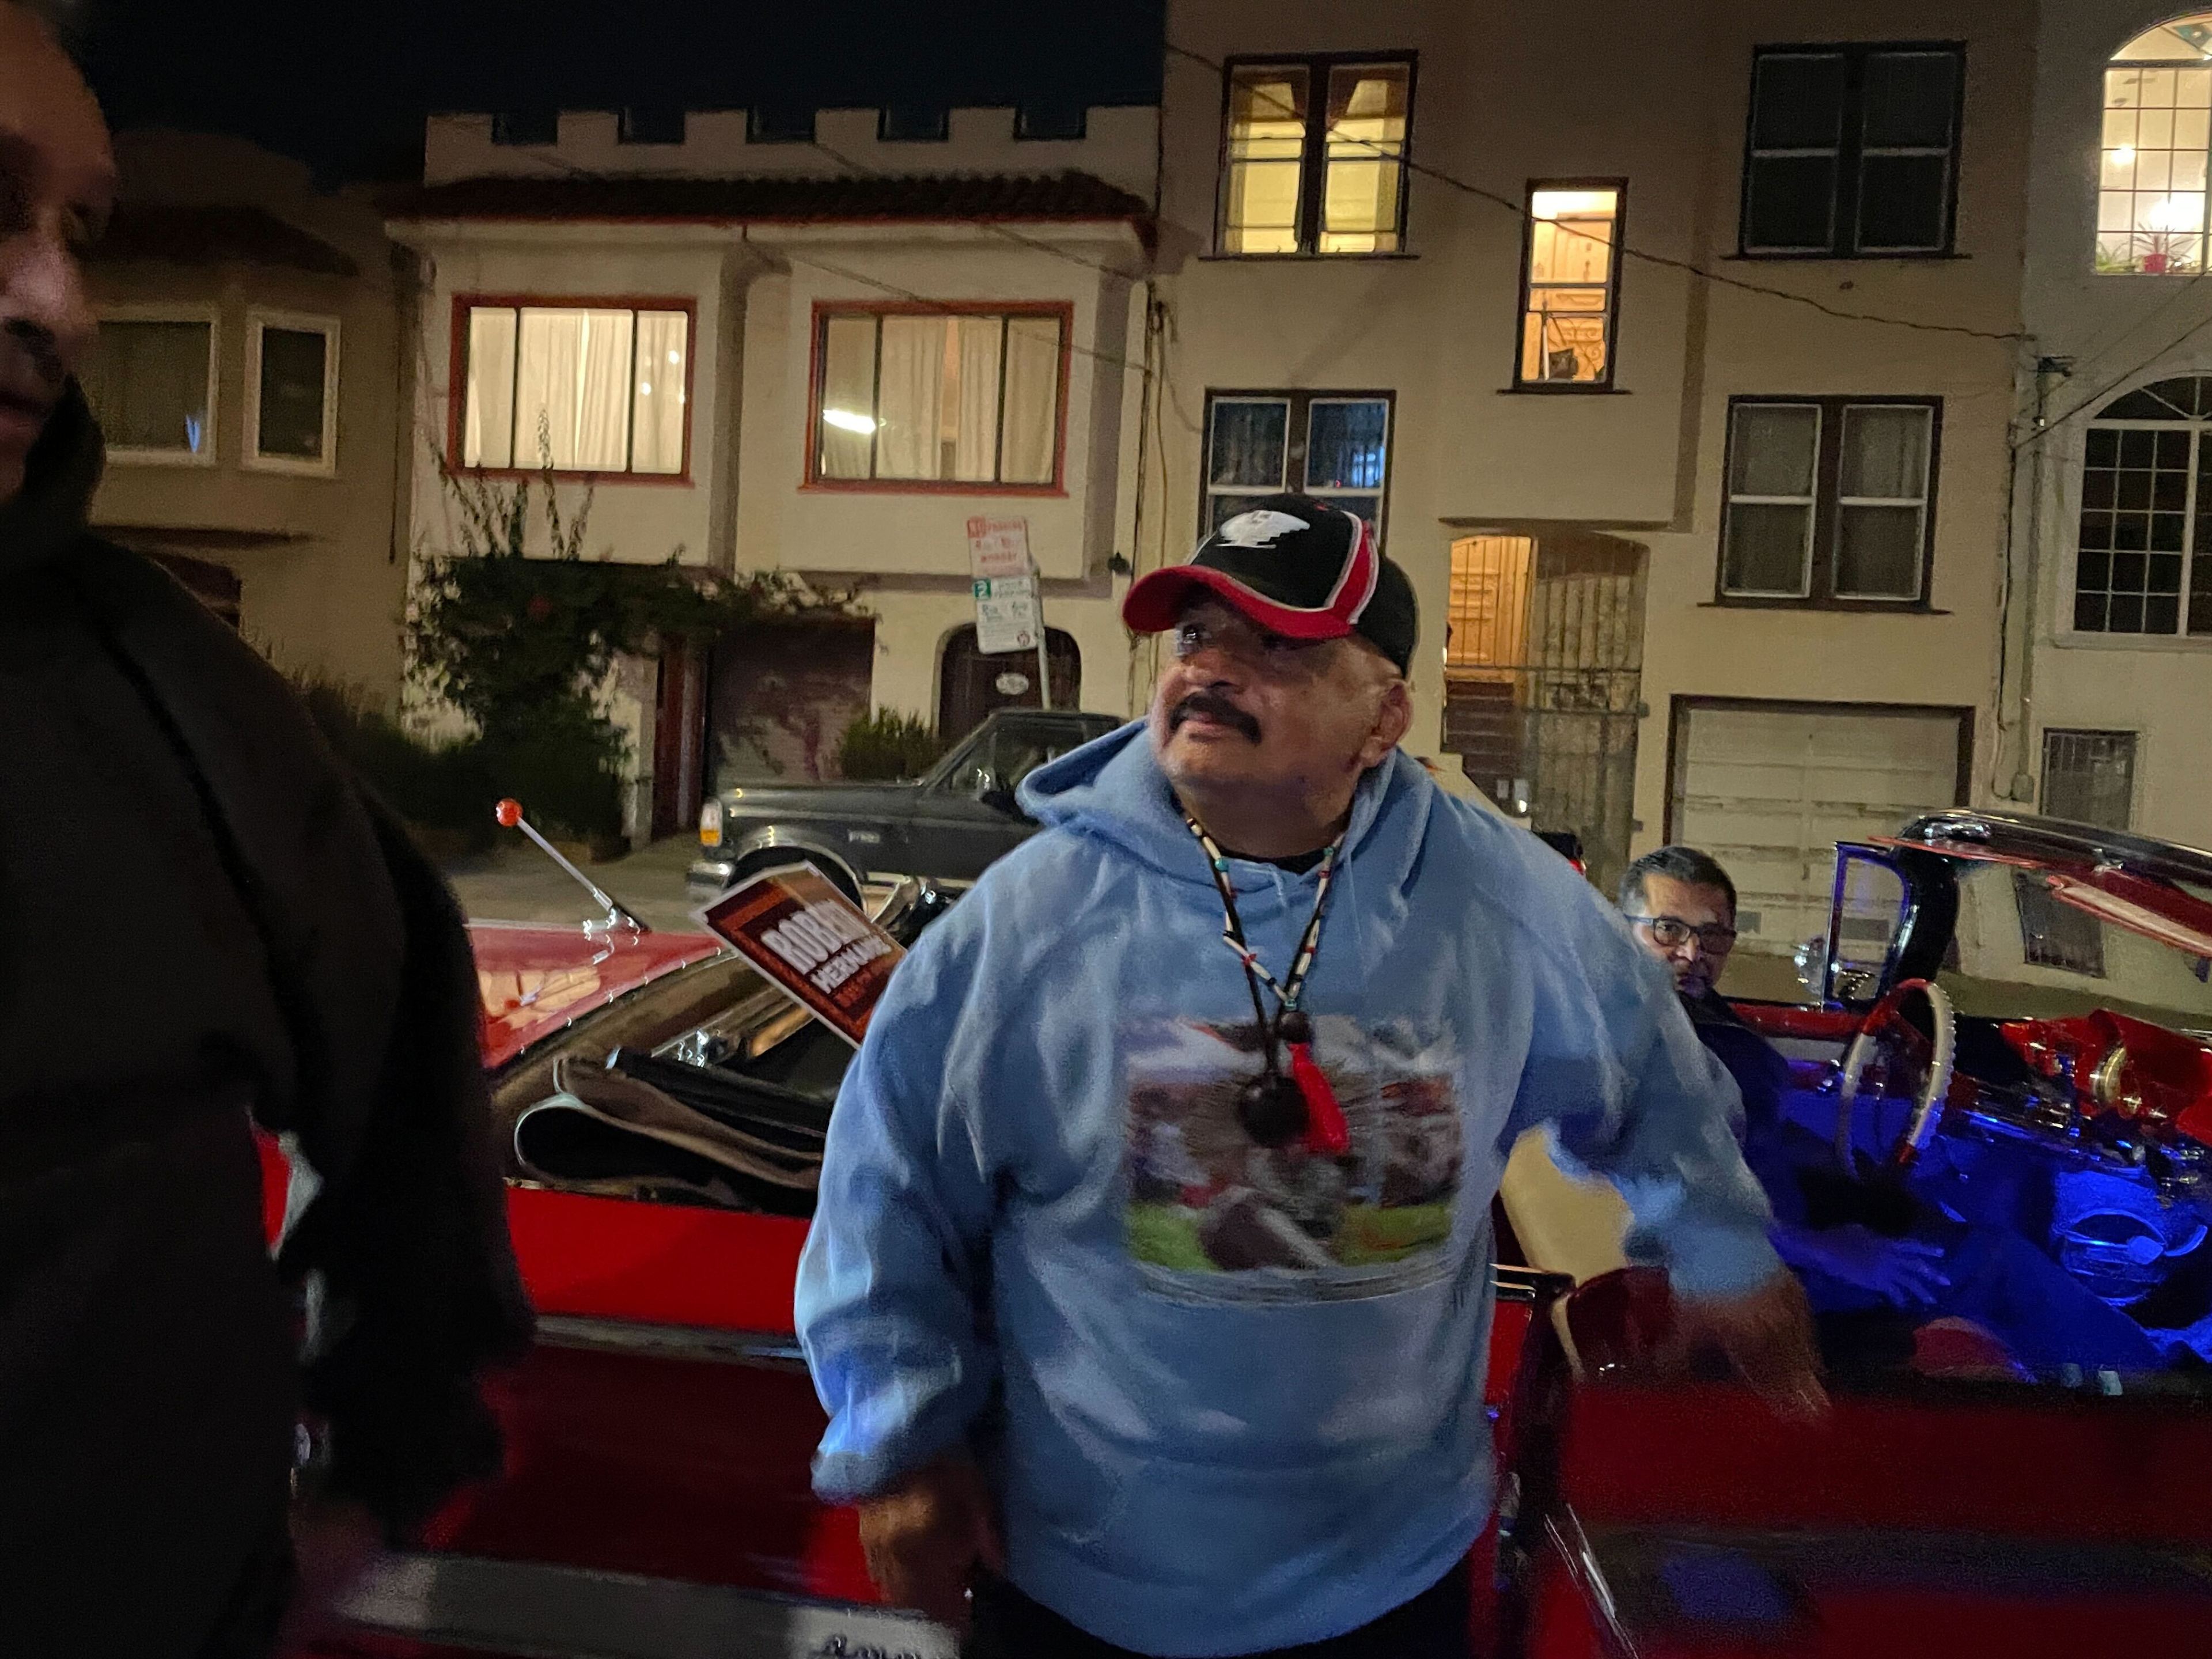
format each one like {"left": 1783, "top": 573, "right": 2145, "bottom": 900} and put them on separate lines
{"left": 446, "top": 292, "right": 700, "bottom": 486}
{"left": 801, "top": 298, "right": 1074, "bottom": 497}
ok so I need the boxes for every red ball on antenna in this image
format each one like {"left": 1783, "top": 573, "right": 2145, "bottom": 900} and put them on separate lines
{"left": 495, "top": 798, "right": 524, "bottom": 828}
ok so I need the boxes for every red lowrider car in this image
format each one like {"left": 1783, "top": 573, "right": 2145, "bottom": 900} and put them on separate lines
{"left": 300, "top": 812, "right": 2212, "bottom": 1659}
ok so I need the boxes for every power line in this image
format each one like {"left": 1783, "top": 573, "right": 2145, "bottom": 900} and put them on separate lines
{"left": 1163, "top": 41, "right": 2027, "bottom": 348}
{"left": 2013, "top": 305, "right": 2212, "bottom": 452}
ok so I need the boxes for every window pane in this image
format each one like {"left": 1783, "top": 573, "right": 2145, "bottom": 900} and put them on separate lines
{"left": 2041, "top": 730, "right": 2135, "bottom": 831}
{"left": 256, "top": 325, "right": 327, "bottom": 461}
{"left": 817, "top": 316, "right": 877, "bottom": 479}
{"left": 1315, "top": 493, "right": 1381, "bottom": 532}
{"left": 949, "top": 316, "right": 1005, "bottom": 482}
{"left": 1304, "top": 399, "right": 1388, "bottom": 490}
{"left": 1522, "top": 188, "right": 1618, "bottom": 383}
{"left": 1728, "top": 404, "right": 1819, "bottom": 496}
{"left": 1835, "top": 504, "right": 1923, "bottom": 597}
{"left": 1858, "top": 153, "right": 1950, "bottom": 251}
{"left": 1320, "top": 65, "right": 1408, "bottom": 253}
{"left": 999, "top": 315, "right": 1061, "bottom": 484}
{"left": 86, "top": 319, "right": 212, "bottom": 454}
{"left": 874, "top": 315, "right": 947, "bottom": 479}
{"left": 1839, "top": 406, "right": 1931, "bottom": 499}
{"left": 514, "top": 308, "right": 632, "bottom": 471}
{"left": 1745, "top": 156, "right": 1838, "bottom": 251}
{"left": 1224, "top": 67, "right": 1309, "bottom": 254}
{"left": 463, "top": 308, "right": 517, "bottom": 469}
{"left": 1752, "top": 54, "right": 1846, "bottom": 149}
{"left": 1722, "top": 503, "right": 1813, "bottom": 594}
{"left": 1208, "top": 400, "right": 1288, "bottom": 488}
{"left": 1861, "top": 52, "right": 1957, "bottom": 148}
{"left": 631, "top": 312, "right": 687, "bottom": 476}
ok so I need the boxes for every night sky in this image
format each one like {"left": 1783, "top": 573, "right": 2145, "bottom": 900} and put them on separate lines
{"left": 64, "top": 0, "right": 1165, "bottom": 184}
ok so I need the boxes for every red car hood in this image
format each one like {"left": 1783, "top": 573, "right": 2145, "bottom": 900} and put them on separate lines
{"left": 471, "top": 922, "right": 725, "bottom": 1070}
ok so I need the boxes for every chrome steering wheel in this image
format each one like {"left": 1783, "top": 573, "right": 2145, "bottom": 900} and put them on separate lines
{"left": 1836, "top": 978, "right": 1958, "bottom": 1172}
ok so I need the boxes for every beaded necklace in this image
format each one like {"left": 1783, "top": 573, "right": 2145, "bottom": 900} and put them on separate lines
{"left": 1183, "top": 813, "right": 1351, "bottom": 1154}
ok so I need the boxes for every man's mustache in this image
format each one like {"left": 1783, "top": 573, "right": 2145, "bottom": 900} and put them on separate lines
{"left": 1170, "top": 691, "right": 1260, "bottom": 743}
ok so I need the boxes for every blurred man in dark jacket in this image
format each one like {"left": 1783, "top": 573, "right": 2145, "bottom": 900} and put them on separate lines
{"left": 0, "top": 8, "right": 533, "bottom": 1653}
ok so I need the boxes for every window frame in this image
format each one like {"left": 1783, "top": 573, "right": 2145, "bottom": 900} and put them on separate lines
{"left": 1510, "top": 177, "right": 1628, "bottom": 393}
{"left": 1738, "top": 41, "right": 1967, "bottom": 259}
{"left": 243, "top": 308, "right": 340, "bottom": 478}
{"left": 446, "top": 293, "right": 698, "bottom": 484}
{"left": 90, "top": 303, "right": 223, "bottom": 468}
{"left": 1199, "top": 388, "right": 1396, "bottom": 547}
{"left": 801, "top": 300, "right": 1074, "bottom": 496}
{"left": 1212, "top": 51, "right": 1418, "bottom": 259}
{"left": 2039, "top": 727, "right": 2139, "bottom": 831}
{"left": 2069, "top": 406, "right": 2212, "bottom": 640}
{"left": 1715, "top": 393, "right": 1944, "bottom": 609}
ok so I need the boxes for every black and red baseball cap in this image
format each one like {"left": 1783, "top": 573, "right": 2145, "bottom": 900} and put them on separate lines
{"left": 1123, "top": 494, "right": 1417, "bottom": 674}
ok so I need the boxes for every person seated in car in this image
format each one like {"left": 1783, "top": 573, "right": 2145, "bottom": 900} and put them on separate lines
{"left": 1619, "top": 846, "right": 2162, "bottom": 1375}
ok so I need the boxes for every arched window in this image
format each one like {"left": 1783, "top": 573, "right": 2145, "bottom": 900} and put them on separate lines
{"left": 2074, "top": 375, "right": 2212, "bottom": 635}
{"left": 2100, "top": 16, "right": 2212, "bottom": 272}
{"left": 936, "top": 626, "right": 1080, "bottom": 739}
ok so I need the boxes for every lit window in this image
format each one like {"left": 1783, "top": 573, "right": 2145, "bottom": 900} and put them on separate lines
{"left": 1218, "top": 57, "right": 1412, "bottom": 256}
{"left": 2099, "top": 16, "right": 2212, "bottom": 274}
{"left": 812, "top": 308, "right": 1065, "bottom": 487}
{"left": 1720, "top": 397, "right": 1938, "bottom": 604}
{"left": 1741, "top": 45, "right": 1961, "bottom": 256}
{"left": 1518, "top": 186, "right": 1622, "bottom": 387}
{"left": 2071, "top": 375, "right": 2212, "bottom": 636}
{"left": 1203, "top": 391, "right": 1391, "bottom": 540}
{"left": 246, "top": 312, "right": 338, "bottom": 474}
{"left": 460, "top": 303, "right": 688, "bottom": 476}
{"left": 82, "top": 313, "right": 218, "bottom": 464}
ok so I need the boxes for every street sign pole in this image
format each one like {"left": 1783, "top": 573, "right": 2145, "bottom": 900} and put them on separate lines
{"left": 967, "top": 516, "right": 1053, "bottom": 709}
{"left": 1033, "top": 558, "right": 1052, "bottom": 710}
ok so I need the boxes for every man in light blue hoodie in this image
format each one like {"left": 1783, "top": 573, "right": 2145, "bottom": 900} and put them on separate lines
{"left": 797, "top": 495, "right": 1821, "bottom": 1658}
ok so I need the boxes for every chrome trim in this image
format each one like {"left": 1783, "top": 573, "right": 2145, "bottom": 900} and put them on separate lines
{"left": 723, "top": 828, "right": 868, "bottom": 897}
{"left": 339, "top": 1551, "right": 956, "bottom": 1659}
{"left": 1544, "top": 1505, "right": 1641, "bottom": 1659}
{"left": 533, "top": 1314, "right": 808, "bottom": 1370}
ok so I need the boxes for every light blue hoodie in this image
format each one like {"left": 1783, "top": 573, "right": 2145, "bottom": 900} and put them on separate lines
{"left": 796, "top": 725, "right": 1777, "bottom": 1656}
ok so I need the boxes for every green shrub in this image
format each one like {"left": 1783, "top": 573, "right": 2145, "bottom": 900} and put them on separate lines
{"left": 837, "top": 709, "right": 949, "bottom": 781}
{"left": 294, "top": 676, "right": 622, "bottom": 849}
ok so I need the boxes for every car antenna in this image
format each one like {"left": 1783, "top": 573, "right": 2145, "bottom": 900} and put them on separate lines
{"left": 494, "top": 798, "right": 650, "bottom": 938}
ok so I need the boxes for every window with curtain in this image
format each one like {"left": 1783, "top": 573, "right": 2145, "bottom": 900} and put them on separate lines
{"left": 1741, "top": 44, "right": 1963, "bottom": 256}
{"left": 2099, "top": 17, "right": 2212, "bottom": 274}
{"left": 459, "top": 302, "right": 689, "bottom": 475}
{"left": 1517, "top": 185, "right": 1623, "bottom": 388}
{"left": 812, "top": 308, "right": 1066, "bottom": 487}
{"left": 1202, "top": 390, "right": 1392, "bottom": 541}
{"left": 1719, "top": 396, "right": 1939, "bottom": 604}
{"left": 1218, "top": 56, "right": 1413, "bottom": 255}
{"left": 82, "top": 316, "right": 216, "bottom": 461}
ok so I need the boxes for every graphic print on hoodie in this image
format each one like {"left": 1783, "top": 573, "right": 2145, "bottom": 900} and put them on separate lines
{"left": 1124, "top": 1013, "right": 1462, "bottom": 1304}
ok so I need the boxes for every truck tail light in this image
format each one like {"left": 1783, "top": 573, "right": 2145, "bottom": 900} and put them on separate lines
{"left": 699, "top": 798, "right": 724, "bottom": 847}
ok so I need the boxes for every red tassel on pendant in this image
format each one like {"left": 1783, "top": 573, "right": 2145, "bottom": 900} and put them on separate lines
{"left": 1289, "top": 1042, "right": 1349, "bottom": 1156}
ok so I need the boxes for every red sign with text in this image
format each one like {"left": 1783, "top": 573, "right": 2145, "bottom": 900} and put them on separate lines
{"left": 695, "top": 866, "right": 904, "bottom": 1048}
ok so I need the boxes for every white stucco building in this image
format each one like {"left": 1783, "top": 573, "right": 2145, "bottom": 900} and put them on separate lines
{"left": 389, "top": 0, "right": 2051, "bottom": 961}
{"left": 2011, "top": 7, "right": 2212, "bottom": 846}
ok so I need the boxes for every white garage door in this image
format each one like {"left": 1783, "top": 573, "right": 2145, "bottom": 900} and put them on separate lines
{"left": 1671, "top": 702, "right": 1967, "bottom": 955}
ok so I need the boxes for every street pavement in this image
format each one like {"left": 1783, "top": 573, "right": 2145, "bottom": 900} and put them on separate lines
{"left": 443, "top": 835, "right": 709, "bottom": 933}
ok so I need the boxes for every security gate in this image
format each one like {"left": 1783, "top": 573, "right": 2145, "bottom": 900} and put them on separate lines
{"left": 1443, "top": 533, "right": 1646, "bottom": 892}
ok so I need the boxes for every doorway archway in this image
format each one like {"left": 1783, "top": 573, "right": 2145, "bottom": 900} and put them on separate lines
{"left": 937, "top": 625, "right": 1080, "bottom": 738}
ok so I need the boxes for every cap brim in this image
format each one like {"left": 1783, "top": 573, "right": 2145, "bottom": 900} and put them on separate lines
{"left": 1122, "top": 566, "right": 1358, "bottom": 641}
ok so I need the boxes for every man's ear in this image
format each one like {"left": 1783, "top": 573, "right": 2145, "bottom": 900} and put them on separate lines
{"left": 1357, "top": 677, "right": 1413, "bottom": 768}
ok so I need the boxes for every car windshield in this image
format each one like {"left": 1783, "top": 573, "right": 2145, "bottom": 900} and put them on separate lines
{"left": 924, "top": 719, "right": 1094, "bottom": 796}
{"left": 1937, "top": 861, "right": 2212, "bottom": 1034}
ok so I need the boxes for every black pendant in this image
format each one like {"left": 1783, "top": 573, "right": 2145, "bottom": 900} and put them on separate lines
{"left": 1277, "top": 1009, "right": 1313, "bottom": 1047}
{"left": 1238, "top": 1069, "right": 1309, "bottom": 1148}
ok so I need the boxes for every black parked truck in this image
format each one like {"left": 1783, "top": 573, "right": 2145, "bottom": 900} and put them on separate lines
{"left": 688, "top": 707, "right": 1121, "bottom": 900}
